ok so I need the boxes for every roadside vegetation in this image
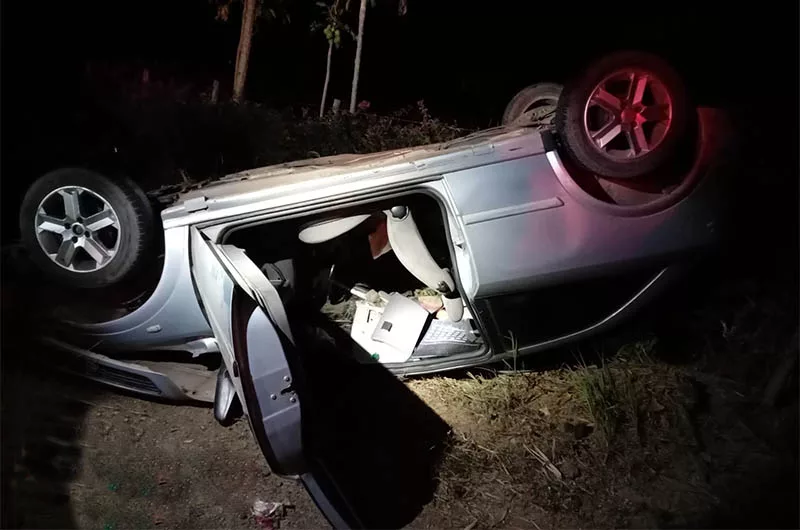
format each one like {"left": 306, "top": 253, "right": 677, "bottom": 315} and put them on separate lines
{"left": 409, "top": 247, "right": 798, "bottom": 528}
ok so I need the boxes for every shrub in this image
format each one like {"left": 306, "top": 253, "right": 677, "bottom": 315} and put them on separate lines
{"left": 98, "top": 98, "right": 470, "bottom": 189}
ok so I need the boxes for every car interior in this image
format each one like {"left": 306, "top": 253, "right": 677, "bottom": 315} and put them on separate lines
{"left": 224, "top": 193, "right": 488, "bottom": 366}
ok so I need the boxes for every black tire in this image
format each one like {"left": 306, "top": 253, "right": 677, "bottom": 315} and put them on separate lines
{"left": 502, "top": 82, "right": 563, "bottom": 126}
{"left": 555, "top": 51, "right": 690, "bottom": 179}
{"left": 19, "top": 168, "right": 155, "bottom": 289}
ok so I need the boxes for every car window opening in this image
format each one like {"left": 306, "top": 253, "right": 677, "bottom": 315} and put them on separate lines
{"left": 224, "top": 193, "right": 486, "bottom": 366}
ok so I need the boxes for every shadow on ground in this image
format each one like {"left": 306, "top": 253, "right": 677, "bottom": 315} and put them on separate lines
{"left": 1, "top": 287, "right": 95, "bottom": 529}
{"left": 1, "top": 279, "right": 452, "bottom": 530}
{"left": 296, "top": 316, "right": 452, "bottom": 528}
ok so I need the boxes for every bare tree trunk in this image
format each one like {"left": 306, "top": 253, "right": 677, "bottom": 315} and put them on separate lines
{"left": 210, "top": 79, "right": 220, "bottom": 104}
{"left": 349, "top": 0, "right": 367, "bottom": 113}
{"left": 320, "top": 41, "right": 334, "bottom": 118}
{"left": 232, "top": 0, "right": 257, "bottom": 103}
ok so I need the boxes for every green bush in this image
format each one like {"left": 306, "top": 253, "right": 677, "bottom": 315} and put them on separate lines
{"left": 106, "top": 98, "right": 469, "bottom": 189}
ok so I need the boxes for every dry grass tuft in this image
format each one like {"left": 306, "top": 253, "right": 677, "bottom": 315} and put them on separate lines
{"left": 408, "top": 344, "right": 717, "bottom": 528}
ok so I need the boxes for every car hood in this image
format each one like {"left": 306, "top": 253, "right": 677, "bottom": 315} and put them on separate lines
{"left": 161, "top": 125, "right": 547, "bottom": 228}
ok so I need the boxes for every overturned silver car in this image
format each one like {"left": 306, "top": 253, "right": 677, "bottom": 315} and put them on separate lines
{"left": 14, "top": 51, "right": 733, "bottom": 528}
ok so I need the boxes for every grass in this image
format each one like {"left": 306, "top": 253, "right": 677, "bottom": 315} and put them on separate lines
{"left": 500, "top": 331, "right": 519, "bottom": 373}
{"left": 569, "top": 340, "right": 658, "bottom": 446}
{"left": 409, "top": 331, "right": 734, "bottom": 527}
{"left": 572, "top": 360, "right": 624, "bottom": 444}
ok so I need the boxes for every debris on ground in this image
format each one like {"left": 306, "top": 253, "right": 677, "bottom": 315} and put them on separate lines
{"left": 252, "top": 500, "right": 294, "bottom": 530}
{"left": 523, "top": 443, "right": 562, "bottom": 481}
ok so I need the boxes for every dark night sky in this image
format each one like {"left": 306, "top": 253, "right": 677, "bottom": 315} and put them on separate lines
{"left": 4, "top": 1, "right": 798, "bottom": 125}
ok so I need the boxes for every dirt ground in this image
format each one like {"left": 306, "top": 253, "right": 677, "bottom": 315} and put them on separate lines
{"left": 3, "top": 241, "right": 798, "bottom": 530}
{"left": 4, "top": 323, "right": 797, "bottom": 530}
{"left": 3, "top": 349, "right": 797, "bottom": 529}
{"left": 2, "top": 367, "right": 328, "bottom": 530}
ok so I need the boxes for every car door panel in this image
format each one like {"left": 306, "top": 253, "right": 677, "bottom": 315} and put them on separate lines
{"left": 190, "top": 227, "right": 242, "bottom": 396}
{"left": 443, "top": 154, "right": 717, "bottom": 298}
{"left": 192, "top": 232, "right": 451, "bottom": 529}
{"left": 192, "top": 229, "right": 304, "bottom": 473}
{"left": 193, "top": 233, "right": 359, "bottom": 527}
{"left": 234, "top": 294, "right": 304, "bottom": 473}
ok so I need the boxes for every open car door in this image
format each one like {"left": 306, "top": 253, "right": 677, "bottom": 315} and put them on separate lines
{"left": 190, "top": 227, "right": 450, "bottom": 529}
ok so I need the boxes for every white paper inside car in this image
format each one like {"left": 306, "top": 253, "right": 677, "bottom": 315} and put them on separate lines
{"left": 350, "top": 300, "right": 412, "bottom": 363}
{"left": 370, "top": 293, "right": 431, "bottom": 359}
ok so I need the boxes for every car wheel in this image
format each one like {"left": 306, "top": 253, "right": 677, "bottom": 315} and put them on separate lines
{"left": 502, "top": 82, "right": 563, "bottom": 126}
{"left": 19, "top": 168, "right": 155, "bottom": 289}
{"left": 555, "top": 51, "right": 690, "bottom": 179}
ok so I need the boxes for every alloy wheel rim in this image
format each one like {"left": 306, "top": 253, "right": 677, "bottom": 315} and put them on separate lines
{"left": 34, "top": 186, "right": 121, "bottom": 272}
{"left": 583, "top": 68, "right": 673, "bottom": 161}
